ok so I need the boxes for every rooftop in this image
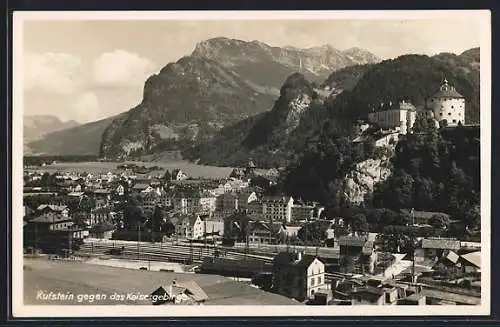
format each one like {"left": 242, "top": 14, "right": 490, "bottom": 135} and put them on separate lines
{"left": 421, "top": 238, "right": 461, "bottom": 250}
{"left": 430, "top": 79, "right": 464, "bottom": 99}
{"left": 36, "top": 204, "right": 68, "bottom": 212}
{"left": 338, "top": 235, "right": 368, "bottom": 247}
{"left": 29, "top": 214, "right": 72, "bottom": 224}
{"left": 273, "top": 252, "right": 320, "bottom": 269}
{"left": 460, "top": 251, "right": 481, "bottom": 268}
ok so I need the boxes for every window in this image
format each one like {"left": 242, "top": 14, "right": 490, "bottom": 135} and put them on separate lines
{"left": 451, "top": 105, "right": 454, "bottom": 109}
{"left": 453, "top": 119, "right": 457, "bottom": 123}
{"left": 440, "top": 113, "right": 443, "bottom": 117}
{"left": 448, "top": 113, "right": 451, "bottom": 116}
{"left": 317, "top": 277, "right": 322, "bottom": 285}
{"left": 311, "top": 278, "right": 315, "bottom": 286}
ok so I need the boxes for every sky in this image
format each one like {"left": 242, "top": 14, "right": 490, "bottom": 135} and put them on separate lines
{"left": 19, "top": 14, "right": 483, "bottom": 124}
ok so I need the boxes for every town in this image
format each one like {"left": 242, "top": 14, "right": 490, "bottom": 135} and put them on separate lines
{"left": 22, "top": 79, "right": 481, "bottom": 306}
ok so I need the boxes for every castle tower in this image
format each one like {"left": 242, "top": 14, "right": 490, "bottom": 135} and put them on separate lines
{"left": 426, "top": 78, "right": 465, "bottom": 127}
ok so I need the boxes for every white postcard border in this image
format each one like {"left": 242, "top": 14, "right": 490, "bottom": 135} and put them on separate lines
{"left": 12, "top": 9, "right": 492, "bottom": 317}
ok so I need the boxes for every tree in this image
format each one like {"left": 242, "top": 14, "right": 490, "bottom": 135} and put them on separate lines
{"left": 439, "top": 119, "right": 448, "bottom": 128}
{"left": 150, "top": 206, "right": 163, "bottom": 233}
{"left": 123, "top": 199, "right": 143, "bottom": 230}
{"left": 429, "top": 214, "right": 451, "bottom": 230}
{"left": 297, "top": 221, "right": 328, "bottom": 245}
{"left": 366, "top": 208, "right": 398, "bottom": 230}
{"left": 350, "top": 213, "right": 369, "bottom": 233}
{"left": 412, "top": 114, "right": 437, "bottom": 134}
{"left": 162, "top": 170, "right": 171, "bottom": 183}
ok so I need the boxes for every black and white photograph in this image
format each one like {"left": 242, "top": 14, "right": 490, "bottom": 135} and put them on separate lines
{"left": 12, "top": 10, "right": 491, "bottom": 317}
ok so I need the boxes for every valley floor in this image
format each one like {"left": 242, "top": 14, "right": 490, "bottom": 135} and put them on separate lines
{"left": 23, "top": 258, "right": 299, "bottom": 306}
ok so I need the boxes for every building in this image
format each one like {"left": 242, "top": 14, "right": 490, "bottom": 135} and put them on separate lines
{"left": 152, "top": 280, "right": 208, "bottom": 305}
{"left": 28, "top": 213, "right": 74, "bottom": 231}
{"left": 216, "top": 193, "right": 238, "bottom": 212}
{"left": 138, "top": 192, "right": 161, "bottom": 217}
{"left": 202, "top": 216, "right": 224, "bottom": 237}
{"left": 115, "top": 184, "right": 125, "bottom": 196}
{"left": 417, "top": 238, "right": 461, "bottom": 263}
{"left": 236, "top": 191, "right": 258, "bottom": 211}
{"left": 367, "top": 100, "right": 417, "bottom": 134}
{"left": 272, "top": 252, "right": 325, "bottom": 301}
{"left": 338, "top": 235, "right": 377, "bottom": 274}
{"left": 398, "top": 293, "right": 427, "bottom": 305}
{"left": 312, "top": 289, "right": 333, "bottom": 305}
{"left": 374, "top": 131, "right": 400, "bottom": 148}
{"left": 262, "top": 196, "right": 294, "bottom": 223}
{"left": 459, "top": 251, "right": 481, "bottom": 273}
{"left": 401, "top": 209, "right": 450, "bottom": 226}
{"left": 89, "top": 207, "right": 112, "bottom": 227}
{"left": 426, "top": 78, "right": 465, "bottom": 127}
{"left": 131, "top": 183, "right": 151, "bottom": 193}
{"left": 247, "top": 221, "right": 284, "bottom": 245}
{"left": 245, "top": 160, "right": 256, "bottom": 176}
{"left": 291, "top": 201, "right": 324, "bottom": 221}
{"left": 173, "top": 192, "right": 216, "bottom": 215}
{"left": 350, "top": 286, "right": 386, "bottom": 305}
{"left": 172, "top": 169, "right": 188, "bottom": 181}
{"left": 36, "top": 205, "right": 70, "bottom": 218}
{"left": 244, "top": 200, "right": 263, "bottom": 218}
{"left": 175, "top": 215, "right": 204, "bottom": 240}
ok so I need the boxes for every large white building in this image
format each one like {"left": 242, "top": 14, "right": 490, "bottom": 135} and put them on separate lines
{"left": 426, "top": 78, "right": 465, "bottom": 127}
{"left": 367, "top": 100, "right": 417, "bottom": 134}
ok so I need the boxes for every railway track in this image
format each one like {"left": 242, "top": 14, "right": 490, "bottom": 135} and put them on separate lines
{"left": 78, "top": 241, "right": 274, "bottom": 265}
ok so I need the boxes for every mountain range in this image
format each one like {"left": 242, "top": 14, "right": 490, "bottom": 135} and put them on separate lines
{"left": 187, "top": 48, "right": 480, "bottom": 168}
{"left": 25, "top": 115, "right": 118, "bottom": 156}
{"left": 24, "top": 39, "right": 479, "bottom": 168}
{"left": 24, "top": 115, "right": 79, "bottom": 155}
{"left": 26, "top": 37, "right": 381, "bottom": 156}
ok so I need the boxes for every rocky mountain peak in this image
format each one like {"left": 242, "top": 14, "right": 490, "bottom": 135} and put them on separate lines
{"left": 342, "top": 47, "right": 381, "bottom": 64}
{"left": 279, "top": 73, "right": 314, "bottom": 99}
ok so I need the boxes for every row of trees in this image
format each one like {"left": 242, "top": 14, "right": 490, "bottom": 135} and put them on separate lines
{"left": 121, "top": 198, "right": 175, "bottom": 236}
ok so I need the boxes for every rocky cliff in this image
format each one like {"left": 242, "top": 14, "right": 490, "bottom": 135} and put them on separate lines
{"left": 186, "top": 73, "right": 329, "bottom": 167}
{"left": 340, "top": 154, "right": 393, "bottom": 205}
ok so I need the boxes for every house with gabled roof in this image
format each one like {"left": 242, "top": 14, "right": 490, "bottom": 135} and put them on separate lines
{"left": 172, "top": 169, "right": 188, "bottom": 181}
{"left": 247, "top": 220, "right": 284, "bottom": 245}
{"left": 272, "top": 251, "right": 325, "bottom": 301}
{"left": 28, "top": 213, "right": 73, "bottom": 231}
{"left": 175, "top": 214, "right": 204, "bottom": 240}
{"left": 460, "top": 251, "right": 481, "bottom": 273}
{"left": 131, "top": 183, "right": 151, "bottom": 193}
{"left": 36, "top": 204, "right": 70, "bottom": 218}
{"left": 338, "top": 235, "right": 377, "bottom": 274}
{"left": 151, "top": 280, "right": 208, "bottom": 305}
{"left": 417, "top": 238, "right": 461, "bottom": 263}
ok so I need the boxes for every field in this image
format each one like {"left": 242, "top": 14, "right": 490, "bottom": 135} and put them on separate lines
{"left": 25, "top": 160, "right": 235, "bottom": 179}
{"left": 23, "top": 258, "right": 299, "bottom": 306}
